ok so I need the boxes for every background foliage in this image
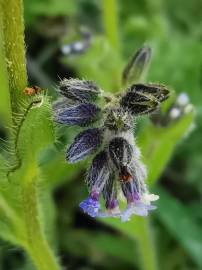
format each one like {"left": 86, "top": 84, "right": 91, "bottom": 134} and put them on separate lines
{"left": 0, "top": 0, "right": 201, "bottom": 269}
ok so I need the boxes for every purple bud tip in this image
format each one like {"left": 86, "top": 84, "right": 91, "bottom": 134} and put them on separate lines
{"left": 79, "top": 195, "right": 100, "bottom": 218}
{"left": 106, "top": 199, "right": 118, "bottom": 210}
{"left": 127, "top": 192, "right": 141, "bottom": 203}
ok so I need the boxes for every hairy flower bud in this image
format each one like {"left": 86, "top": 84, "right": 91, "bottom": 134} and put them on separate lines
{"left": 59, "top": 78, "right": 101, "bottom": 103}
{"left": 122, "top": 46, "right": 152, "bottom": 86}
{"left": 55, "top": 103, "right": 101, "bottom": 126}
{"left": 120, "top": 83, "right": 169, "bottom": 115}
{"left": 86, "top": 150, "right": 110, "bottom": 192}
{"left": 108, "top": 137, "right": 133, "bottom": 170}
{"left": 66, "top": 128, "right": 103, "bottom": 163}
{"left": 132, "top": 83, "right": 170, "bottom": 102}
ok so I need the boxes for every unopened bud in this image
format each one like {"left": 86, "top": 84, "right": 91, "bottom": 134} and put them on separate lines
{"left": 122, "top": 46, "right": 152, "bottom": 86}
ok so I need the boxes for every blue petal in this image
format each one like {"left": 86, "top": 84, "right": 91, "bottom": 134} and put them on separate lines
{"left": 121, "top": 202, "right": 156, "bottom": 222}
{"left": 55, "top": 103, "right": 101, "bottom": 126}
{"left": 66, "top": 128, "right": 103, "bottom": 163}
{"left": 79, "top": 196, "right": 100, "bottom": 217}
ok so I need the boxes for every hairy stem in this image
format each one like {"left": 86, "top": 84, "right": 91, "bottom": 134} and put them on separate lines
{"left": 0, "top": 8, "right": 12, "bottom": 127}
{"left": 102, "top": 0, "right": 120, "bottom": 52}
{"left": 1, "top": 1, "right": 61, "bottom": 269}
{"left": 22, "top": 164, "right": 60, "bottom": 270}
{"left": 1, "top": 0, "right": 27, "bottom": 114}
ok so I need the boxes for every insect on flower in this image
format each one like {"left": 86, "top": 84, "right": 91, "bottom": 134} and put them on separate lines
{"left": 54, "top": 46, "right": 170, "bottom": 222}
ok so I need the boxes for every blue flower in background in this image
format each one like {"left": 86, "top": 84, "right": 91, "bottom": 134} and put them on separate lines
{"left": 54, "top": 46, "right": 170, "bottom": 222}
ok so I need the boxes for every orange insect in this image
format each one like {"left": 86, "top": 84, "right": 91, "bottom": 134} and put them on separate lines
{"left": 119, "top": 166, "right": 133, "bottom": 182}
{"left": 24, "top": 85, "right": 42, "bottom": 96}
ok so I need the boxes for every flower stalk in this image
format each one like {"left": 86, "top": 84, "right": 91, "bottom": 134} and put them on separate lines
{"left": 1, "top": 0, "right": 27, "bottom": 114}
{"left": 102, "top": 0, "right": 120, "bottom": 52}
{"left": 22, "top": 172, "right": 60, "bottom": 270}
{"left": 0, "top": 4, "right": 12, "bottom": 126}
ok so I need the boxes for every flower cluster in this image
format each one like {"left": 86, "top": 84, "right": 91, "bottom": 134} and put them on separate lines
{"left": 54, "top": 47, "right": 170, "bottom": 222}
{"left": 54, "top": 78, "right": 169, "bottom": 221}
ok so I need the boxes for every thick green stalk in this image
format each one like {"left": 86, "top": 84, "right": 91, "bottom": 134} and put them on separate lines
{"left": 135, "top": 219, "right": 158, "bottom": 270}
{"left": 102, "top": 0, "right": 120, "bottom": 51}
{"left": 1, "top": 1, "right": 61, "bottom": 269}
{"left": 22, "top": 164, "right": 60, "bottom": 270}
{"left": 102, "top": 216, "right": 158, "bottom": 270}
{"left": 1, "top": 0, "right": 27, "bottom": 114}
{"left": 0, "top": 9, "right": 12, "bottom": 127}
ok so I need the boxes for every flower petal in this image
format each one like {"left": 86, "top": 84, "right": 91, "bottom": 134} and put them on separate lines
{"left": 55, "top": 103, "right": 101, "bottom": 126}
{"left": 121, "top": 180, "right": 140, "bottom": 203}
{"left": 66, "top": 128, "right": 103, "bottom": 163}
{"left": 98, "top": 207, "right": 121, "bottom": 218}
{"left": 121, "top": 202, "right": 156, "bottom": 222}
{"left": 59, "top": 78, "right": 101, "bottom": 102}
{"left": 79, "top": 195, "right": 100, "bottom": 218}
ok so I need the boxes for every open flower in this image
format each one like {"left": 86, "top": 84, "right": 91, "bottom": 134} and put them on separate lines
{"left": 54, "top": 46, "right": 170, "bottom": 222}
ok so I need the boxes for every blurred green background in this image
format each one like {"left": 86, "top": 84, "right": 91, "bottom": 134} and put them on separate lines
{"left": 0, "top": 0, "right": 202, "bottom": 269}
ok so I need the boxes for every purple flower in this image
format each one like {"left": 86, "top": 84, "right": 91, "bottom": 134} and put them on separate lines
{"left": 59, "top": 79, "right": 101, "bottom": 103}
{"left": 66, "top": 128, "right": 103, "bottom": 163}
{"left": 55, "top": 103, "right": 101, "bottom": 126}
{"left": 79, "top": 191, "right": 100, "bottom": 217}
{"left": 121, "top": 180, "right": 140, "bottom": 203}
{"left": 54, "top": 49, "right": 170, "bottom": 221}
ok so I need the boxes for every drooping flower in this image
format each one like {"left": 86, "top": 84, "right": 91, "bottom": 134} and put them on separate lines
{"left": 80, "top": 151, "right": 110, "bottom": 217}
{"left": 54, "top": 45, "right": 171, "bottom": 222}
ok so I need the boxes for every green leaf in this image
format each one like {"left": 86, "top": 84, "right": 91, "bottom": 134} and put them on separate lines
{"left": 7, "top": 95, "right": 54, "bottom": 175}
{"left": 17, "top": 96, "right": 54, "bottom": 162}
{"left": 155, "top": 187, "right": 202, "bottom": 267}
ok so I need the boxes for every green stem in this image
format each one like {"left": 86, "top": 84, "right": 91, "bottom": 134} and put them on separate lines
{"left": 1, "top": 1, "right": 60, "bottom": 269}
{"left": 135, "top": 218, "right": 158, "bottom": 270}
{"left": 1, "top": 0, "right": 27, "bottom": 114}
{"left": 22, "top": 165, "right": 60, "bottom": 270}
{"left": 102, "top": 0, "right": 120, "bottom": 52}
{"left": 0, "top": 9, "right": 12, "bottom": 127}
